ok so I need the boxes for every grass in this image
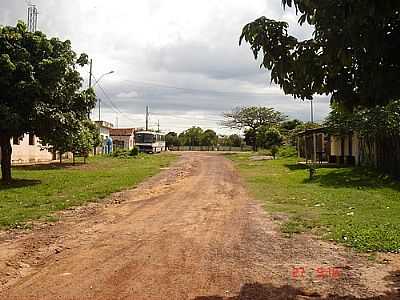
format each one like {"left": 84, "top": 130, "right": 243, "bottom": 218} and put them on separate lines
{"left": 0, "top": 153, "right": 176, "bottom": 229}
{"left": 228, "top": 151, "right": 400, "bottom": 252}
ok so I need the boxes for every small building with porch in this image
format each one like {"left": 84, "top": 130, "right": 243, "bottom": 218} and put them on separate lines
{"left": 297, "top": 127, "right": 360, "bottom": 166}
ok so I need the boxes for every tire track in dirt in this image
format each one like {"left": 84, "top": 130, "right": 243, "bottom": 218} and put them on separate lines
{"left": 0, "top": 152, "right": 398, "bottom": 299}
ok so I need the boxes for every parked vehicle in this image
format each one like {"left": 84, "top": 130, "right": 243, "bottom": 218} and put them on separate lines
{"left": 135, "top": 131, "right": 166, "bottom": 153}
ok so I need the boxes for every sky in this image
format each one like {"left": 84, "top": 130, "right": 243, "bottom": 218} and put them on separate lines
{"left": 0, "top": 0, "right": 331, "bottom": 134}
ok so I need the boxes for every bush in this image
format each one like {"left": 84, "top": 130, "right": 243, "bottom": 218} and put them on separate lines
{"left": 278, "top": 145, "right": 297, "bottom": 158}
{"left": 112, "top": 149, "right": 130, "bottom": 158}
{"left": 130, "top": 147, "right": 139, "bottom": 157}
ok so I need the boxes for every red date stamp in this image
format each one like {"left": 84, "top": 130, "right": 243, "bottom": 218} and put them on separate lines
{"left": 291, "top": 266, "right": 342, "bottom": 280}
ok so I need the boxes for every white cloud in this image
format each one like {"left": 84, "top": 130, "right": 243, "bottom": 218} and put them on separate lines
{"left": 0, "top": 0, "right": 330, "bottom": 133}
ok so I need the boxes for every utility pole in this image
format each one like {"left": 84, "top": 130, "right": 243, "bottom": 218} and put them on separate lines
{"left": 27, "top": 3, "right": 38, "bottom": 33}
{"left": 98, "top": 99, "right": 101, "bottom": 121}
{"left": 145, "top": 106, "right": 149, "bottom": 131}
{"left": 88, "top": 59, "right": 93, "bottom": 89}
{"left": 310, "top": 99, "right": 314, "bottom": 123}
{"left": 157, "top": 120, "right": 160, "bottom": 132}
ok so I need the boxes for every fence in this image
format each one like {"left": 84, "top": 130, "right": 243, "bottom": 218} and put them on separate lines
{"left": 168, "top": 145, "right": 252, "bottom": 152}
{"left": 360, "top": 135, "right": 400, "bottom": 178}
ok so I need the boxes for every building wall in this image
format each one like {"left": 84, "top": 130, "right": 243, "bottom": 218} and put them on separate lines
{"left": 329, "top": 134, "right": 361, "bottom": 165}
{"left": 95, "top": 127, "right": 111, "bottom": 155}
{"left": 6, "top": 134, "right": 54, "bottom": 164}
{"left": 111, "top": 135, "right": 134, "bottom": 150}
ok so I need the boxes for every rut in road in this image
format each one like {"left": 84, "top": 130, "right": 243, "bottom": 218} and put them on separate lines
{"left": 0, "top": 153, "right": 398, "bottom": 299}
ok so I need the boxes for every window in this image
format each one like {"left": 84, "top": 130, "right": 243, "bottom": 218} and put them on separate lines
{"left": 29, "top": 134, "right": 35, "bottom": 145}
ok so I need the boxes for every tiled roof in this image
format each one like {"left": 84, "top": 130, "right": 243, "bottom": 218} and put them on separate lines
{"left": 109, "top": 128, "right": 136, "bottom": 136}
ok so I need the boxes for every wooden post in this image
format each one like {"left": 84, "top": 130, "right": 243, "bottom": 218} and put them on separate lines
{"left": 313, "top": 133, "right": 317, "bottom": 163}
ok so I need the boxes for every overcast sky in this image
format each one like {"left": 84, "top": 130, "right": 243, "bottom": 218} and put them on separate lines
{"left": 0, "top": 0, "right": 330, "bottom": 134}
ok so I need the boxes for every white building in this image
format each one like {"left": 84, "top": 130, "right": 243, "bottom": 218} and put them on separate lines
{"left": 94, "top": 121, "right": 114, "bottom": 154}
{"left": 110, "top": 128, "right": 136, "bottom": 150}
{"left": 0, "top": 134, "right": 55, "bottom": 164}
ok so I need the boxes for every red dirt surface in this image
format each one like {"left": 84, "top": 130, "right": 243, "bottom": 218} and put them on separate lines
{"left": 0, "top": 153, "right": 399, "bottom": 299}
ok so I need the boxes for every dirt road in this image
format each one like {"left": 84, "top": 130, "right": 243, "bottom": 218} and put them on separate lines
{"left": 0, "top": 153, "right": 399, "bottom": 299}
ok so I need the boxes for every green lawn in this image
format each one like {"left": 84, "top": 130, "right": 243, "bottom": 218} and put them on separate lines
{"left": 0, "top": 154, "right": 176, "bottom": 229}
{"left": 229, "top": 152, "right": 400, "bottom": 252}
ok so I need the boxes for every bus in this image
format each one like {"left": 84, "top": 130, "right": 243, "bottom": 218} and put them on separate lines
{"left": 134, "top": 131, "right": 166, "bottom": 153}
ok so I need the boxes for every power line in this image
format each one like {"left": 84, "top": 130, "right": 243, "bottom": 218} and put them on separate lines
{"left": 121, "top": 79, "right": 282, "bottom": 97}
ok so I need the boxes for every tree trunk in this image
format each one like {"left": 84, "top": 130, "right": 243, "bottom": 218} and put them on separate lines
{"left": 59, "top": 152, "right": 63, "bottom": 164}
{"left": 0, "top": 136, "right": 12, "bottom": 182}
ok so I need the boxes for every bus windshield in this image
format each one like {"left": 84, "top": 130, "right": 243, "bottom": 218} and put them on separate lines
{"left": 135, "top": 133, "right": 155, "bottom": 143}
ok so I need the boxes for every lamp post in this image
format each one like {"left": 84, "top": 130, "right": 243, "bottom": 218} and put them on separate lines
{"left": 92, "top": 70, "right": 115, "bottom": 88}
{"left": 90, "top": 70, "right": 114, "bottom": 121}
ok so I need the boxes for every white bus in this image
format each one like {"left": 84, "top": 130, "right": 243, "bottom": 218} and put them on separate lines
{"left": 134, "top": 131, "right": 166, "bottom": 153}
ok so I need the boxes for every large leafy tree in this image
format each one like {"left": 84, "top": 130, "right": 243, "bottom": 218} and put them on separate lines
{"left": 41, "top": 120, "right": 101, "bottom": 164}
{"left": 0, "top": 22, "right": 96, "bottom": 181}
{"left": 240, "top": 1, "right": 400, "bottom": 110}
{"left": 223, "top": 106, "right": 286, "bottom": 150}
{"left": 201, "top": 129, "right": 218, "bottom": 147}
{"left": 222, "top": 106, "right": 286, "bottom": 131}
{"left": 256, "top": 126, "right": 283, "bottom": 150}
{"left": 179, "top": 127, "right": 204, "bottom": 147}
{"left": 165, "top": 132, "right": 180, "bottom": 148}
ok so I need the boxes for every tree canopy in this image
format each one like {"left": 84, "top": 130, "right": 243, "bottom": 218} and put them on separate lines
{"left": 222, "top": 106, "right": 286, "bottom": 131}
{"left": 240, "top": 1, "right": 400, "bottom": 110}
{"left": 0, "top": 22, "right": 96, "bottom": 181}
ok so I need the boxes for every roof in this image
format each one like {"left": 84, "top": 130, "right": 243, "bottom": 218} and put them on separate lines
{"left": 297, "top": 127, "right": 328, "bottom": 136}
{"left": 136, "top": 131, "right": 165, "bottom": 135}
{"left": 95, "top": 120, "right": 114, "bottom": 129}
{"left": 109, "top": 128, "right": 136, "bottom": 136}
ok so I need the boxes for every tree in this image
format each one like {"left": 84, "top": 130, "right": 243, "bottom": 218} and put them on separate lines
{"left": 228, "top": 134, "right": 243, "bottom": 147}
{"left": 222, "top": 106, "right": 286, "bottom": 151}
{"left": 201, "top": 129, "right": 218, "bottom": 147}
{"left": 256, "top": 126, "right": 283, "bottom": 155}
{"left": 165, "top": 132, "right": 180, "bottom": 148}
{"left": 222, "top": 106, "right": 286, "bottom": 131}
{"left": 0, "top": 22, "right": 96, "bottom": 181}
{"left": 240, "top": 1, "right": 400, "bottom": 110}
{"left": 71, "top": 121, "right": 101, "bottom": 163}
{"left": 179, "top": 127, "right": 203, "bottom": 147}
{"left": 244, "top": 129, "right": 257, "bottom": 151}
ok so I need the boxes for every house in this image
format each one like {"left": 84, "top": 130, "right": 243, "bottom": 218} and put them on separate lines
{"left": 109, "top": 128, "right": 136, "bottom": 150}
{"left": 94, "top": 121, "right": 114, "bottom": 155}
{"left": 297, "top": 128, "right": 360, "bottom": 166}
{"left": 0, "top": 134, "right": 55, "bottom": 164}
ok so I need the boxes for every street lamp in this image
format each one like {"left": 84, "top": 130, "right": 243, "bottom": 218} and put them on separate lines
{"left": 89, "top": 70, "right": 115, "bottom": 121}
{"left": 92, "top": 70, "right": 115, "bottom": 88}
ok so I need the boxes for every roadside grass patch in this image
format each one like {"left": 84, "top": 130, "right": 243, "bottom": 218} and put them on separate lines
{"left": 228, "top": 153, "right": 400, "bottom": 252}
{"left": 0, "top": 154, "right": 176, "bottom": 229}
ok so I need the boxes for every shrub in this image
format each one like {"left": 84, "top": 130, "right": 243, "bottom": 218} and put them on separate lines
{"left": 112, "top": 149, "right": 130, "bottom": 158}
{"left": 278, "top": 145, "right": 297, "bottom": 158}
{"left": 130, "top": 147, "right": 139, "bottom": 157}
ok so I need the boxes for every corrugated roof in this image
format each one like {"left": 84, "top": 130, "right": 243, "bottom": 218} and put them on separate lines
{"left": 109, "top": 128, "right": 136, "bottom": 136}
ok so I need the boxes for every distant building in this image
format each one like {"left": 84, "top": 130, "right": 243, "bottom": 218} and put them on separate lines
{"left": 109, "top": 128, "right": 136, "bottom": 150}
{"left": 94, "top": 121, "right": 114, "bottom": 155}
{"left": 0, "top": 134, "right": 55, "bottom": 164}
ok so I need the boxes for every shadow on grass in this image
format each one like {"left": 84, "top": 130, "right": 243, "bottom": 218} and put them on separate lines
{"left": 285, "top": 163, "right": 349, "bottom": 171}
{"left": 192, "top": 273, "right": 400, "bottom": 299}
{"left": 0, "top": 179, "right": 41, "bottom": 190}
{"left": 285, "top": 163, "right": 400, "bottom": 191}
{"left": 13, "top": 162, "right": 86, "bottom": 171}
{"left": 284, "top": 164, "right": 308, "bottom": 171}
{"left": 310, "top": 168, "right": 400, "bottom": 191}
